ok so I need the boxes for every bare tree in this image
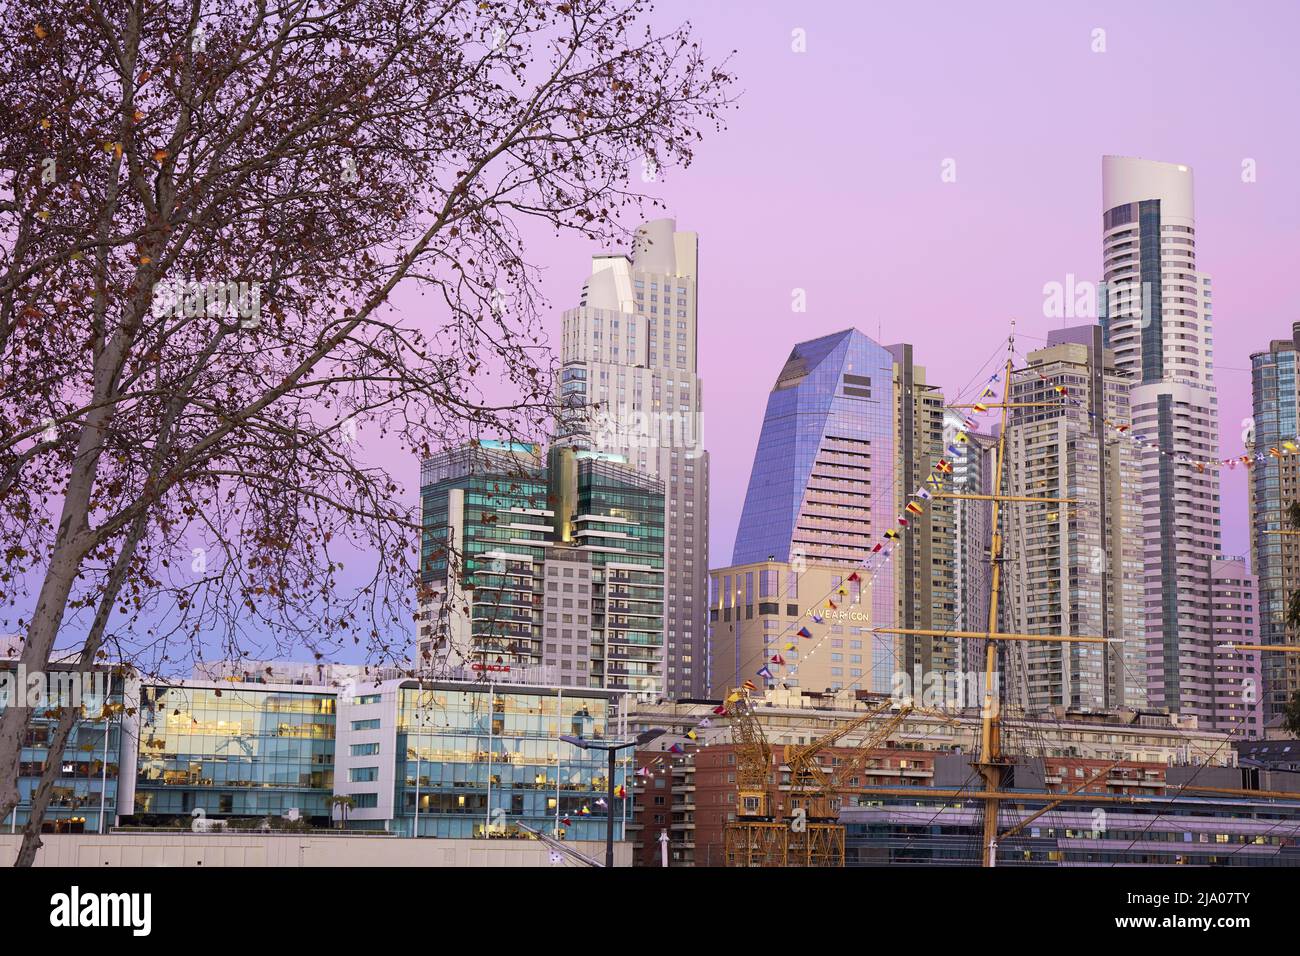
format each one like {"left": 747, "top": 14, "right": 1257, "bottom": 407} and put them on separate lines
{"left": 0, "top": 0, "right": 734, "bottom": 862}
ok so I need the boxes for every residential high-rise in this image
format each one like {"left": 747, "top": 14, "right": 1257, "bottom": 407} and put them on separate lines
{"left": 1100, "top": 156, "right": 1221, "bottom": 723}
{"left": 888, "top": 345, "right": 957, "bottom": 686}
{"left": 1000, "top": 326, "right": 1146, "bottom": 712}
{"left": 945, "top": 412, "right": 993, "bottom": 676}
{"left": 1248, "top": 330, "right": 1300, "bottom": 719}
{"left": 418, "top": 442, "right": 666, "bottom": 697}
{"left": 557, "top": 219, "right": 708, "bottom": 699}
{"left": 1209, "top": 556, "right": 1263, "bottom": 737}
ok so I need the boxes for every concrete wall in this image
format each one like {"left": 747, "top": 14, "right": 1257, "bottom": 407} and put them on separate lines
{"left": 0, "top": 833, "right": 631, "bottom": 867}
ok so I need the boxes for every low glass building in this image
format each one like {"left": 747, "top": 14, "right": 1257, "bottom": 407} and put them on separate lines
{"left": 1, "top": 664, "right": 128, "bottom": 834}
{"left": 132, "top": 682, "right": 336, "bottom": 826}
{"left": 337, "top": 680, "right": 633, "bottom": 840}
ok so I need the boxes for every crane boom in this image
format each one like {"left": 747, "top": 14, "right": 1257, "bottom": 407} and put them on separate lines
{"left": 729, "top": 691, "right": 773, "bottom": 818}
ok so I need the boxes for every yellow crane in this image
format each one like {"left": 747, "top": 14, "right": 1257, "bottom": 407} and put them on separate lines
{"left": 784, "top": 699, "right": 895, "bottom": 821}
{"left": 831, "top": 703, "right": 962, "bottom": 812}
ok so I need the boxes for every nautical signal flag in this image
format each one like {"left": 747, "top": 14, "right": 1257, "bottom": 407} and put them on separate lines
{"left": 913, "top": 487, "right": 932, "bottom": 500}
{"left": 562, "top": 816, "right": 572, "bottom": 826}
{"left": 743, "top": 680, "right": 757, "bottom": 691}
{"left": 596, "top": 798, "right": 607, "bottom": 808}
{"left": 669, "top": 743, "right": 684, "bottom": 754}
{"left": 905, "top": 501, "right": 924, "bottom": 516}
{"left": 797, "top": 627, "right": 813, "bottom": 639}
{"left": 884, "top": 529, "right": 901, "bottom": 540}
{"left": 686, "top": 729, "right": 698, "bottom": 740}
{"left": 580, "top": 805, "right": 591, "bottom": 816}
{"left": 973, "top": 402, "right": 989, "bottom": 413}
{"left": 827, "top": 599, "right": 838, "bottom": 610}
{"left": 636, "top": 766, "right": 650, "bottom": 777}
{"left": 757, "top": 665, "right": 774, "bottom": 680}
{"left": 615, "top": 785, "right": 627, "bottom": 798}
{"left": 784, "top": 642, "right": 797, "bottom": 651}
{"left": 897, "top": 516, "right": 909, "bottom": 527}
{"left": 872, "top": 543, "right": 883, "bottom": 552}
{"left": 770, "top": 653, "right": 785, "bottom": 665}
{"left": 812, "top": 614, "right": 824, "bottom": 624}
{"left": 936, "top": 459, "right": 953, "bottom": 473}
{"left": 926, "top": 473, "right": 943, "bottom": 490}
{"left": 713, "top": 704, "right": 727, "bottom": 715}
{"left": 848, "top": 571, "right": 861, "bottom": 583}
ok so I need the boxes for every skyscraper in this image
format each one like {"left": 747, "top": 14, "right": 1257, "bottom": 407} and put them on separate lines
{"left": 945, "top": 411, "right": 993, "bottom": 677}
{"left": 1248, "top": 329, "right": 1300, "bottom": 719}
{"left": 728, "top": 328, "right": 956, "bottom": 694}
{"left": 557, "top": 219, "right": 709, "bottom": 699}
{"left": 1000, "top": 326, "right": 1145, "bottom": 712}
{"left": 1209, "top": 556, "right": 1263, "bottom": 737}
{"left": 1100, "top": 156, "right": 1221, "bottom": 723}
{"left": 888, "top": 345, "right": 957, "bottom": 685}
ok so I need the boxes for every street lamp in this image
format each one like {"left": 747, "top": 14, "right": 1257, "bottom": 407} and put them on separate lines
{"left": 560, "top": 728, "right": 666, "bottom": 868}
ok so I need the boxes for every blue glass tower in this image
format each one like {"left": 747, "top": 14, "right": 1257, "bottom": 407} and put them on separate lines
{"left": 733, "top": 329, "right": 897, "bottom": 569}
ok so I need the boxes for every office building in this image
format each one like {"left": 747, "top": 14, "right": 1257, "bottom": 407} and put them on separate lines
{"left": 707, "top": 559, "right": 882, "bottom": 695}
{"left": 133, "top": 679, "right": 337, "bottom": 825}
{"left": 334, "top": 679, "right": 631, "bottom": 840}
{"left": 730, "top": 329, "right": 897, "bottom": 693}
{"left": 1100, "top": 156, "right": 1221, "bottom": 722}
{"left": 418, "top": 442, "right": 666, "bottom": 696}
{"left": 557, "top": 219, "right": 709, "bottom": 699}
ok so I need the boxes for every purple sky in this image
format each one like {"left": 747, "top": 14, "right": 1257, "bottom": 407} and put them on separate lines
{"left": 502, "top": 0, "right": 1299, "bottom": 565}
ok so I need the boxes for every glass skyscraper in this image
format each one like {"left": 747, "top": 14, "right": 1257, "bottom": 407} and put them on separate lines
{"left": 731, "top": 328, "right": 899, "bottom": 691}
{"left": 1249, "top": 332, "right": 1300, "bottom": 719}
{"left": 418, "top": 442, "right": 666, "bottom": 696}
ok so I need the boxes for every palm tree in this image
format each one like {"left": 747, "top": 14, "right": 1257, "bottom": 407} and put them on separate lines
{"left": 329, "top": 795, "right": 355, "bottom": 830}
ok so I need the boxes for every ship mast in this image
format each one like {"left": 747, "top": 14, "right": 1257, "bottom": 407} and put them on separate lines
{"left": 873, "top": 325, "right": 1111, "bottom": 867}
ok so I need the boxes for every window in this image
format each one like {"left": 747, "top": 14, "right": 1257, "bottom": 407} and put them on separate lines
{"left": 352, "top": 793, "right": 379, "bottom": 809}
{"left": 349, "top": 767, "right": 378, "bottom": 783}
{"left": 351, "top": 718, "right": 380, "bottom": 731}
{"left": 351, "top": 742, "right": 380, "bottom": 756}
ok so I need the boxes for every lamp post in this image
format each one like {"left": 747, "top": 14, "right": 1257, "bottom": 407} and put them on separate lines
{"left": 560, "top": 728, "right": 665, "bottom": 868}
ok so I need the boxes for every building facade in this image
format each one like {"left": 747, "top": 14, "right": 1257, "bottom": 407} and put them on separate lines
{"left": 945, "top": 414, "right": 994, "bottom": 676}
{"left": 133, "top": 680, "right": 337, "bottom": 826}
{"left": 1, "top": 656, "right": 129, "bottom": 835}
{"left": 627, "top": 689, "right": 1263, "bottom": 867}
{"left": 419, "top": 442, "right": 666, "bottom": 697}
{"left": 334, "top": 679, "right": 631, "bottom": 841}
{"left": 1249, "top": 331, "right": 1300, "bottom": 719}
{"left": 889, "top": 344, "right": 957, "bottom": 686}
{"left": 730, "top": 329, "right": 901, "bottom": 696}
{"left": 1210, "top": 556, "right": 1263, "bottom": 737}
{"left": 557, "top": 219, "right": 709, "bottom": 699}
{"left": 1001, "top": 326, "right": 1146, "bottom": 712}
{"left": 707, "top": 560, "right": 883, "bottom": 695}
{"left": 1099, "top": 155, "right": 1222, "bottom": 724}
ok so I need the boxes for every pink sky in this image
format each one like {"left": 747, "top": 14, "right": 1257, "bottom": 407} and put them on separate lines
{"left": 497, "top": 0, "right": 1299, "bottom": 564}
